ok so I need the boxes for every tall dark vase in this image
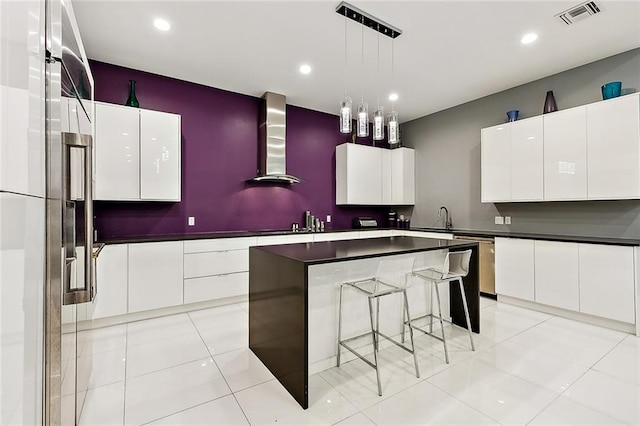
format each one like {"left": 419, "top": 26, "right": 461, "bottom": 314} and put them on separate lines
{"left": 125, "top": 79, "right": 139, "bottom": 107}
{"left": 543, "top": 90, "right": 557, "bottom": 114}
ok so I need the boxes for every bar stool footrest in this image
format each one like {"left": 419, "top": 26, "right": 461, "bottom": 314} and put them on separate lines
{"left": 339, "top": 341, "right": 377, "bottom": 369}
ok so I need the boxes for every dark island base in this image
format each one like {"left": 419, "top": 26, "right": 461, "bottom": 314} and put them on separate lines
{"left": 249, "top": 238, "right": 479, "bottom": 409}
{"left": 248, "top": 249, "right": 309, "bottom": 407}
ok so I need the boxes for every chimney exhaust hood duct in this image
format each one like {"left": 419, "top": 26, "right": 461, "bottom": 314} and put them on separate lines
{"left": 248, "top": 92, "right": 302, "bottom": 184}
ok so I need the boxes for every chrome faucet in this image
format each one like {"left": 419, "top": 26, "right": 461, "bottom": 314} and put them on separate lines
{"left": 438, "top": 206, "right": 452, "bottom": 231}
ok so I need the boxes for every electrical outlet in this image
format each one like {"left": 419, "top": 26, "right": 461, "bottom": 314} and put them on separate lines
{"left": 188, "top": 216, "right": 195, "bottom": 226}
{"left": 494, "top": 216, "right": 504, "bottom": 225}
{"left": 505, "top": 216, "right": 511, "bottom": 225}
{"left": 326, "top": 215, "right": 331, "bottom": 223}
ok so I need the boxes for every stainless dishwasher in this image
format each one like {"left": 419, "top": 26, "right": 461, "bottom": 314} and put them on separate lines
{"left": 454, "top": 235, "right": 495, "bottom": 296}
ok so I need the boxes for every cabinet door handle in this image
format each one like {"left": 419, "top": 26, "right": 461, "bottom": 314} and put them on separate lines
{"left": 62, "top": 132, "right": 95, "bottom": 305}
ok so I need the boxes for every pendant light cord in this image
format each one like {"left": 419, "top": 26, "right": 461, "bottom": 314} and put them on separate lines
{"left": 391, "top": 36, "right": 395, "bottom": 111}
{"left": 344, "top": 8, "right": 348, "bottom": 97}
{"left": 377, "top": 25, "right": 380, "bottom": 108}
{"left": 361, "top": 16, "right": 364, "bottom": 103}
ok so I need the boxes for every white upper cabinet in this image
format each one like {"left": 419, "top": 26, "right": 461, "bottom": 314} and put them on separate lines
{"left": 336, "top": 143, "right": 382, "bottom": 205}
{"left": 481, "top": 124, "right": 510, "bottom": 202}
{"left": 543, "top": 107, "right": 588, "bottom": 200}
{"left": 336, "top": 143, "right": 415, "bottom": 205}
{"left": 95, "top": 102, "right": 140, "bottom": 200}
{"left": 95, "top": 102, "right": 181, "bottom": 201}
{"left": 587, "top": 93, "right": 640, "bottom": 199}
{"left": 481, "top": 93, "right": 640, "bottom": 203}
{"left": 390, "top": 148, "right": 415, "bottom": 205}
{"left": 511, "top": 117, "right": 543, "bottom": 201}
{"left": 140, "top": 110, "right": 181, "bottom": 201}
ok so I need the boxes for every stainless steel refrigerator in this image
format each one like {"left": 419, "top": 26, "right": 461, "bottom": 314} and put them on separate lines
{"left": 1, "top": 0, "right": 97, "bottom": 424}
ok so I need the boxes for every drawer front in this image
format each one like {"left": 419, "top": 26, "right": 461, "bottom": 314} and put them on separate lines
{"left": 184, "top": 237, "right": 257, "bottom": 253}
{"left": 256, "top": 234, "right": 314, "bottom": 245}
{"left": 313, "top": 231, "right": 361, "bottom": 242}
{"left": 184, "top": 272, "right": 248, "bottom": 304}
{"left": 184, "top": 249, "right": 248, "bottom": 278}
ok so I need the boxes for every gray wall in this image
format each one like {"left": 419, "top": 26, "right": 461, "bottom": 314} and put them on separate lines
{"left": 401, "top": 48, "right": 640, "bottom": 238}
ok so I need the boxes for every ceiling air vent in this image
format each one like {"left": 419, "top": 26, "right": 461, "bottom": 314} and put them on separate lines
{"left": 556, "top": 1, "right": 601, "bottom": 25}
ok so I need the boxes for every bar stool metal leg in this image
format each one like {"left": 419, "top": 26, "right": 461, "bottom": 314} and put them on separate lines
{"left": 402, "top": 289, "right": 420, "bottom": 378}
{"left": 429, "top": 281, "right": 434, "bottom": 334}
{"left": 337, "top": 284, "right": 344, "bottom": 367}
{"left": 401, "top": 300, "right": 407, "bottom": 344}
{"left": 433, "top": 282, "right": 449, "bottom": 364}
{"left": 368, "top": 297, "right": 382, "bottom": 396}
{"left": 458, "top": 278, "right": 475, "bottom": 351}
{"left": 375, "top": 297, "right": 380, "bottom": 351}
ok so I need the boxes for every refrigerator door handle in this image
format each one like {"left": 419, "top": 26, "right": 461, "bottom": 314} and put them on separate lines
{"left": 62, "top": 132, "right": 95, "bottom": 305}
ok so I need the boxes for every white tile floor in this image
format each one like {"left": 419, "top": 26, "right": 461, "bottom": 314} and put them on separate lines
{"left": 75, "top": 297, "right": 640, "bottom": 425}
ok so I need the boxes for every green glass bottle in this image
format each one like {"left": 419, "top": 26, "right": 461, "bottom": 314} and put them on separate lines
{"left": 125, "top": 79, "right": 139, "bottom": 107}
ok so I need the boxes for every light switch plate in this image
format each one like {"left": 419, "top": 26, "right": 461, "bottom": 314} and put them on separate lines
{"left": 495, "top": 216, "right": 504, "bottom": 225}
{"left": 505, "top": 216, "right": 511, "bottom": 225}
{"left": 326, "top": 215, "right": 331, "bottom": 223}
{"left": 188, "top": 216, "right": 195, "bottom": 226}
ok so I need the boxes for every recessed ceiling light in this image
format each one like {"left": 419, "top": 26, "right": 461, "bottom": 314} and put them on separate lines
{"left": 521, "top": 32, "right": 538, "bottom": 44}
{"left": 299, "top": 64, "right": 312, "bottom": 75}
{"left": 388, "top": 93, "right": 399, "bottom": 102}
{"left": 154, "top": 18, "right": 171, "bottom": 31}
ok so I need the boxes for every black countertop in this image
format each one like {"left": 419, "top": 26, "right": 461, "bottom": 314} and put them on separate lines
{"left": 98, "top": 228, "right": 360, "bottom": 244}
{"left": 250, "top": 236, "right": 478, "bottom": 265}
{"left": 97, "top": 226, "right": 640, "bottom": 247}
{"left": 413, "top": 227, "right": 640, "bottom": 246}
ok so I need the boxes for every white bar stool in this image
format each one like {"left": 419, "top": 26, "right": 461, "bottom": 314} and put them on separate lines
{"left": 337, "top": 257, "right": 419, "bottom": 396}
{"left": 405, "top": 250, "right": 475, "bottom": 363}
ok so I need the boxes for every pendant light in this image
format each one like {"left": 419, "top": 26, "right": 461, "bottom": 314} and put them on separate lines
{"left": 339, "top": 7, "right": 352, "bottom": 134}
{"left": 373, "top": 25, "right": 384, "bottom": 142}
{"left": 334, "top": 2, "right": 402, "bottom": 140}
{"left": 356, "top": 15, "right": 369, "bottom": 138}
{"left": 387, "top": 36, "right": 400, "bottom": 145}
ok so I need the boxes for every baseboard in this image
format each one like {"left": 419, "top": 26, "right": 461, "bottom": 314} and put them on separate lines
{"left": 74, "top": 295, "right": 248, "bottom": 332}
{"left": 480, "top": 292, "right": 497, "bottom": 300}
{"left": 498, "top": 295, "right": 637, "bottom": 335}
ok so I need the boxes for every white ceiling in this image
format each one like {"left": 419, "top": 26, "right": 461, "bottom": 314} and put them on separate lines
{"left": 73, "top": 0, "right": 640, "bottom": 123}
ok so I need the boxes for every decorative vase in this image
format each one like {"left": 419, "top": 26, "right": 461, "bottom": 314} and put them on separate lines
{"left": 125, "top": 79, "right": 139, "bottom": 107}
{"left": 506, "top": 110, "right": 519, "bottom": 122}
{"left": 543, "top": 90, "right": 557, "bottom": 114}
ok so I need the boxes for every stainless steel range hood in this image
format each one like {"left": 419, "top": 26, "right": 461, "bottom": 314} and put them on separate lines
{"left": 248, "top": 92, "right": 302, "bottom": 184}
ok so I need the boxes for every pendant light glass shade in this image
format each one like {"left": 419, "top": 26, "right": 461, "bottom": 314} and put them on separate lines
{"left": 340, "top": 97, "right": 352, "bottom": 133}
{"left": 357, "top": 102, "right": 369, "bottom": 137}
{"left": 373, "top": 107, "right": 384, "bottom": 140}
{"left": 388, "top": 111, "right": 399, "bottom": 144}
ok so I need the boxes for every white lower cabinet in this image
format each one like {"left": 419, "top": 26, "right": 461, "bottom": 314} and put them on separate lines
{"left": 128, "top": 241, "right": 184, "bottom": 313}
{"left": 496, "top": 237, "right": 637, "bottom": 326}
{"left": 184, "top": 272, "right": 248, "bottom": 304}
{"left": 257, "top": 234, "right": 315, "bottom": 245}
{"left": 184, "top": 249, "right": 248, "bottom": 278}
{"left": 534, "top": 241, "right": 579, "bottom": 311}
{"left": 313, "top": 231, "right": 361, "bottom": 242}
{"left": 89, "top": 231, "right": 462, "bottom": 320}
{"left": 579, "top": 244, "right": 635, "bottom": 324}
{"left": 93, "top": 244, "right": 128, "bottom": 319}
{"left": 495, "top": 238, "right": 535, "bottom": 301}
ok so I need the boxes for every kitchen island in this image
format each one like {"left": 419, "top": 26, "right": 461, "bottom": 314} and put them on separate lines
{"left": 248, "top": 236, "right": 479, "bottom": 408}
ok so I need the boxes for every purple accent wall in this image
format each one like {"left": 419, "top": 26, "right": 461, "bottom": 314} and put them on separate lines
{"left": 90, "top": 61, "right": 388, "bottom": 238}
